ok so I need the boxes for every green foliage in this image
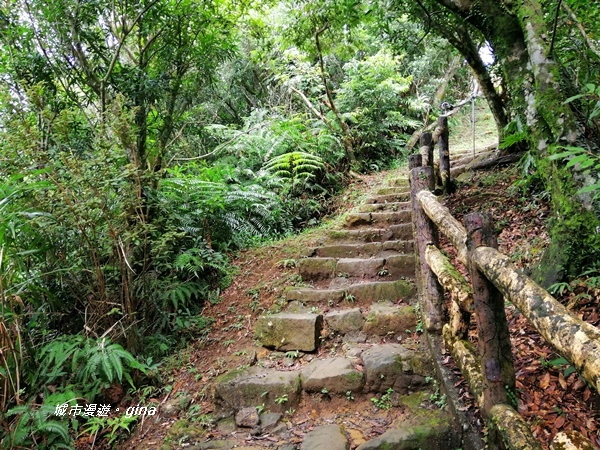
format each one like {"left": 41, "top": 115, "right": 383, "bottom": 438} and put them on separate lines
{"left": 33, "top": 335, "right": 147, "bottom": 400}
{"left": 336, "top": 51, "right": 425, "bottom": 168}
{"left": 3, "top": 401, "right": 72, "bottom": 449}
{"left": 564, "top": 83, "right": 600, "bottom": 125}
{"left": 547, "top": 146, "right": 600, "bottom": 199}
{"left": 263, "top": 151, "right": 325, "bottom": 184}
{"left": 371, "top": 388, "right": 395, "bottom": 410}
{"left": 80, "top": 415, "right": 138, "bottom": 446}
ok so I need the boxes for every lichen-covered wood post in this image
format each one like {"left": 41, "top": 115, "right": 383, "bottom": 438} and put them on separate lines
{"left": 419, "top": 132, "right": 434, "bottom": 168}
{"left": 410, "top": 166, "right": 444, "bottom": 332}
{"left": 465, "top": 213, "right": 515, "bottom": 422}
{"left": 425, "top": 244, "right": 472, "bottom": 341}
{"left": 408, "top": 154, "right": 422, "bottom": 169}
{"left": 438, "top": 116, "right": 451, "bottom": 194}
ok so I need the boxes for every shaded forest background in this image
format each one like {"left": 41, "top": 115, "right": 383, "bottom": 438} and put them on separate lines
{"left": 0, "top": 0, "right": 599, "bottom": 447}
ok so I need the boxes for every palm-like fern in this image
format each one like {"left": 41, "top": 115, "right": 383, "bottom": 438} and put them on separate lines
{"left": 263, "top": 151, "right": 325, "bottom": 183}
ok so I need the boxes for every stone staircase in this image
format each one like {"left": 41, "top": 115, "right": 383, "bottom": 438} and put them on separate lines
{"left": 203, "top": 173, "right": 469, "bottom": 450}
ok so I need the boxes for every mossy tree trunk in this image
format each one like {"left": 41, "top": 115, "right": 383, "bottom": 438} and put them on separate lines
{"left": 422, "top": 0, "right": 600, "bottom": 282}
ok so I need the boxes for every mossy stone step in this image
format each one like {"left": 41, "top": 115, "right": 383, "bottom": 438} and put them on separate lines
{"left": 255, "top": 313, "right": 323, "bottom": 351}
{"left": 301, "top": 425, "right": 348, "bottom": 450}
{"left": 358, "top": 201, "right": 411, "bottom": 213}
{"left": 214, "top": 367, "right": 302, "bottom": 413}
{"left": 376, "top": 186, "right": 411, "bottom": 196}
{"left": 328, "top": 224, "right": 413, "bottom": 242}
{"left": 297, "top": 255, "right": 415, "bottom": 280}
{"left": 356, "top": 392, "right": 459, "bottom": 450}
{"left": 364, "top": 192, "right": 411, "bottom": 204}
{"left": 305, "top": 240, "right": 414, "bottom": 258}
{"left": 388, "top": 177, "right": 410, "bottom": 187}
{"left": 284, "top": 279, "right": 416, "bottom": 304}
{"left": 301, "top": 357, "right": 364, "bottom": 393}
{"left": 344, "top": 211, "right": 412, "bottom": 228}
{"left": 362, "top": 342, "right": 431, "bottom": 393}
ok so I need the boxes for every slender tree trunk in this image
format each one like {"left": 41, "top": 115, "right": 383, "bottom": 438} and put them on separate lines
{"left": 314, "top": 27, "right": 356, "bottom": 163}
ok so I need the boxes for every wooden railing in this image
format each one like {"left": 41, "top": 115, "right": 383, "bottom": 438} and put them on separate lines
{"left": 409, "top": 145, "right": 600, "bottom": 449}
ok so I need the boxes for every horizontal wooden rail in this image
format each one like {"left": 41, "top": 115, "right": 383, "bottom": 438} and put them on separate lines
{"left": 473, "top": 246, "right": 600, "bottom": 394}
{"left": 417, "top": 190, "right": 467, "bottom": 264}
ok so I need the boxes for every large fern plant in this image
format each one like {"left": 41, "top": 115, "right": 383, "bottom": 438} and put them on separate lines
{"left": 262, "top": 151, "right": 325, "bottom": 196}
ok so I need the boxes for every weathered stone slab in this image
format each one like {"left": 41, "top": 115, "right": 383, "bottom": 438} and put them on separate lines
{"left": 384, "top": 254, "right": 416, "bottom": 277}
{"left": 358, "top": 201, "right": 411, "bottom": 213}
{"left": 357, "top": 392, "right": 457, "bottom": 450}
{"left": 389, "top": 178, "right": 410, "bottom": 187}
{"left": 336, "top": 258, "right": 385, "bottom": 278}
{"left": 297, "top": 258, "right": 336, "bottom": 280}
{"left": 312, "top": 241, "right": 414, "bottom": 258}
{"left": 259, "top": 412, "right": 282, "bottom": 433}
{"left": 255, "top": 313, "right": 323, "bottom": 351}
{"left": 284, "top": 287, "right": 345, "bottom": 304}
{"left": 361, "top": 344, "right": 430, "bottom": 393}
{"left": 328, "top": 224, "right": 412, "bottom": 242}
{"left": 301, "top": 424, "right": 349, "bottom": 450}
{"left": 325, "top": 308, "right": 364, "bottom": 333}
{"left": 376, "top": 187, "right": 410, "bottom": 196}
{"left": 382, "top": 240, "right": 414, "bottom": 254}
{"left": 214, "top": 367, "right": 301, "bottom": 413}
{"left": 364, "top": 193, "right": 410, "bottom": 204}
{"left": 285, "top": 280, "right": 415, "bottom": 305}
{"left": 235, "top": 407, "right": 259, "bottom": 428}
{"left": 347, "top": 280, "right": 415, "bottom": 304}
{"left": 301, "top": 357, "right": 364, "bottom": 394}
{"left": 345, "top": 212, "right": 411, "bottom": 228}
{"left": 362, "top": 303, "right": 417, "bottom": 335}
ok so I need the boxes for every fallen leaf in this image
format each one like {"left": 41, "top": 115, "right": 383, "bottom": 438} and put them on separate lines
{"left": 540, "top": 372, "right": 551, "bottom": 389}
{"left": 558, "top": 372, "right": 567, "bottom": 390}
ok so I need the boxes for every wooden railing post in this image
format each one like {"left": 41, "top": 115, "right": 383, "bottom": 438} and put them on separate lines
{"left": 438, "top": 116, "right": 451, "bottom": 194}
{"left": 464, "top": 213, "right": 515, "bottom": 421}
{"left": 410, "top": 166, "right": 444, "bottom": 332}
{"left": 419, "top": 132, "right": 434, "bottom": 168}
{"left": 408, "top": 154, "right": 422, "bottom": 169}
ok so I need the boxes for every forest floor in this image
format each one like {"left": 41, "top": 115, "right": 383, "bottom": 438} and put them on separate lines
{"left": 113, "top": 106, "right": 600, "bottom": 450}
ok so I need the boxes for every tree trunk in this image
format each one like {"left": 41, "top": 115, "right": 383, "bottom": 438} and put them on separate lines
{"left": 429, "top": 0, "right": 600, "bottom": 281}
{"left": 314, "top": 27, "right": 356, "bottom": 163}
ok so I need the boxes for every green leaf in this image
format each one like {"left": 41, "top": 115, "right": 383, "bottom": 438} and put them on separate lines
{"left": 577, "top": 183, "right": 600, "bottom": 194}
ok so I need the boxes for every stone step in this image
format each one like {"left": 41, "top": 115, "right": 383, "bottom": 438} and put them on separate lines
{"left": 215, "top": 343, "right": 432, "bottom": 411}
{"left": 364, "top": 192, "right": 410, "bottom": 204}
{"left": 345, "top": 211, "right": 412, "bottom": 228}
{"left": 305, "top": 240, "right": 414, "bottom": 258}
{"left": 297, "top": 255, "right": 415, "bottom": 281}
{"left": 327, "top": 224, "right": 413, "bottom": 243}
{"left": 323, "top": 302, "right": 418, "bottom": 336}
{"left": 358, "top": 201, "right": 410, "bottom": 213}
{"left": 255, "top": 312, "right": 323, "bottom": 351}
{"left": 214, "top": 366, "right": 302, "bottom": 413}
{"left": 356, "top": 392, "right": 459, "bottom": 450}
{"left": 284, "top": 279, "right": 415, "bottom": 304}
{"left": 388, "top": 177, "right": 409, "bottom": 187}
{"left": 376, "top": 186, "right": 410, "bottom": 196}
